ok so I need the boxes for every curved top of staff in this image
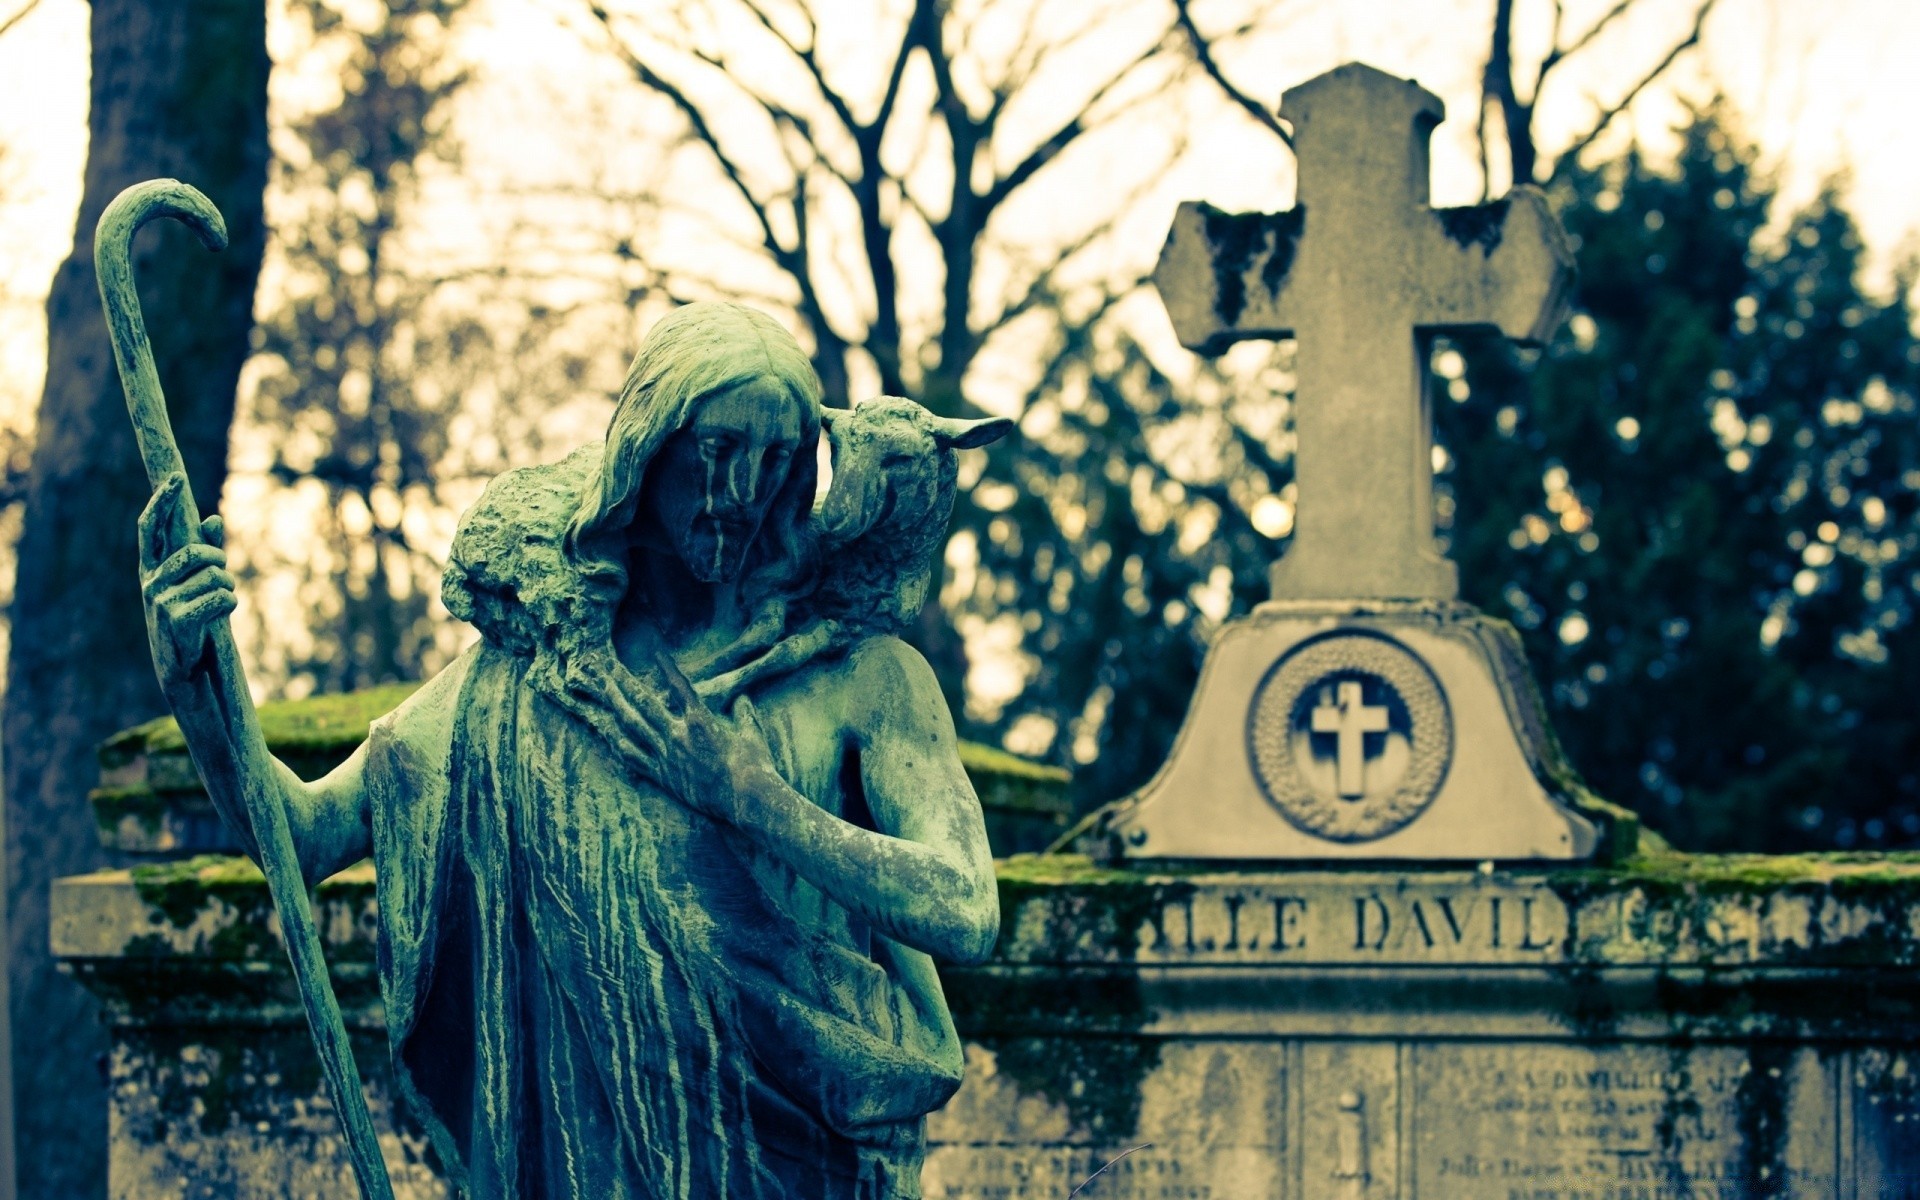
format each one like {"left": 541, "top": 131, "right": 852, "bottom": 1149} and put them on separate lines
{"left": 94, "top": 179, "right": 228, "bottom": 497}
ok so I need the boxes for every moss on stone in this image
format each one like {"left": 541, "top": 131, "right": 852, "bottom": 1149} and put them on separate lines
{"left": 109, "top": 682, "right": 423, "bottom": 764}
{"left": 957, "top": 741, "right": 1069, "bottom": 783}
{"left": 132, "top": 853, "right": 272, "bottom": 932}
{"left": 957, "top": 742, "right": 1072, "bottom": 818}
{"left": 990, "top": 1035, "right": 1162, "bottom": 1143}
{"left": 949, "top": 861, "right": 1175, "bottom": 1139}
{"left": 124, "top": 1023, "right": 342, "bottom": 1137}
{"left": 1549, "top": 850, "right": 1920, "bottom": 893}
{"left": 1436, "top": 198, "right": 1510, "bottom": 253}
{"left": 1197, "top": 202, "right": 1304, "bottom": 331}
{"left": 994, "top": 853, "right": 1155, "bottom": 888}
{"left": 993, "top": 855, "right": 1203, "bottom": 966}
{"left": 90, "top": 785, "right": 169, "bottom": 835}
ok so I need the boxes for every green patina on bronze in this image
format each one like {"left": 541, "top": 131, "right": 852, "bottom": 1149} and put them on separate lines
{"left": 134, "top": 300, "right": 1015, "bottom": 1199}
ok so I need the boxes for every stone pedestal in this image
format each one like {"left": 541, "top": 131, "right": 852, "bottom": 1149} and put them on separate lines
{"left": 1107, "top": 602, "right": 1609, "bottom": 862}
{"left": 54, "top": 849, "right": 1920, "bottom": 1197}
{"left": 54, "top": 686, "right": 1920, "bottom": 1198}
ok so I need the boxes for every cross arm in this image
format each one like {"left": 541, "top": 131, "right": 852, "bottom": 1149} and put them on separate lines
{"left": 1418, "top": 186, "right": 1576, "bottom": 344}
{"left": 1153, "top": 200, "right": 1306, "bottom": 354}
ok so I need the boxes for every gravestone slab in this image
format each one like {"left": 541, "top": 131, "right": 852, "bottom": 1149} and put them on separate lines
{"left": 1113, "top": 63, "right": 1599, "bottom": 862}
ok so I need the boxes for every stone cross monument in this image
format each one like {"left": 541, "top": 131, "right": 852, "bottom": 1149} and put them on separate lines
{"left": 1112, "top": 63, "right": 1602, "bottom": 861}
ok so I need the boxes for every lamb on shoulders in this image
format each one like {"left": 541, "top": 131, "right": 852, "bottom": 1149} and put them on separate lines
{"left": 698, "top": 396, "right": 1012, "bottom": 703}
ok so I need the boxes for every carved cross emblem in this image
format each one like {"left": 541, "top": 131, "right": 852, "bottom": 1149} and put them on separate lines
{"left": 1154, "top": 63, "right": 1575, "bottom": 600}
{"left": 1310, "top": 680, "right": 1391, "bottom": 799}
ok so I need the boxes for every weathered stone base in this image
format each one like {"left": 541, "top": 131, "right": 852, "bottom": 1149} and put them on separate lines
{"left": 104, "top": 1028, "right": 446, "bottom": 1200}
{"left": 51, "top": 851, "right": 1920, "bottom": 1197}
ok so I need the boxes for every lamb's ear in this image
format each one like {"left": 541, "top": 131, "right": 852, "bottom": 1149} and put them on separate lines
{"left": 820, "top": 407, "right": 844, "bottom": 431}
{"left": 929, "top": 415, "right": 1015, "bottom": 450}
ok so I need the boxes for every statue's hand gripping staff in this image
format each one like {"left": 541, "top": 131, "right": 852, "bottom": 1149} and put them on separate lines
{"left": 96, "top": 178, "right": 394, "bottom": 1200}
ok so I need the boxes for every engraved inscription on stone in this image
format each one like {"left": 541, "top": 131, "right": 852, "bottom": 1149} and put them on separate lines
{"left": 1134, "top": 880, "right": 1565, "bottom": 965}
{"left": 923, "top": 1146, "right": 1229, "bottom": 1200}
{"left": 1851, "top": 1048, "right": 1920, "bottom": 1194}
{"left": 925, "top": 1042, "right": 1285, "bottom": 1199}
{"left": 1247, "top": 630, "right": 1453, "bottom": 842}
{"left": 1412, "top": 1043, "right": 1840, "bottom": 1198}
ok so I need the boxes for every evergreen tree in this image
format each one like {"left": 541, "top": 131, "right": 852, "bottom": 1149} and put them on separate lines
{"left": 1437, "top": 106, "right": 1920, "bottom": 852}
{"left": 955, "top": 321, "right": 1286, "bottom": 805}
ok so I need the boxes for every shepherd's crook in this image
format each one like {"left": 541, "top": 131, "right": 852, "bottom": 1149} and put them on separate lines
{"left": 96, "top": 179, "right": 395, "bottom": 1200}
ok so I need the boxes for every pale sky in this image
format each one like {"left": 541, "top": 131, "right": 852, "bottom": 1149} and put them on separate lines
{"left": 1, "top": 0, "right": 1917, "bottom": 437}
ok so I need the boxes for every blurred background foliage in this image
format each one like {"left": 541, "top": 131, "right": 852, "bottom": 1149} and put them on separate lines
{"left": 218, "top": 0, "right": 1918, "bottom": 854}
{"left": 1439, "top": 111, "right": 1920, "bottom": 853}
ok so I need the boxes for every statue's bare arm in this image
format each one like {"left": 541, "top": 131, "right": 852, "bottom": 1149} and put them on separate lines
{"left": 684, "top": 636, "right": 999, "bottom": 964}
{"left": 844, "top": 638, "right": 1001, "bottom": 962}
{"left": 139, "top": 488, "right": 373, "bottom": 886}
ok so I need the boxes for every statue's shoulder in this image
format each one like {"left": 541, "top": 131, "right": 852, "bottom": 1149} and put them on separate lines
{"left": 836, "top": 634, "right": 949, "bottom": 723}
{"left": 441, "top": 446, "right": 601, "bottom": 654}
{"left": 750, "top": 633, "right": 941, "bottom": 715}
{"left": 365, "top": 645, "right": 479, "bottom": 768}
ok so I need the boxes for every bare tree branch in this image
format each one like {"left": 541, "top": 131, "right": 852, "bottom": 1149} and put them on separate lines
{"left": 869, "top": 10, "right": 920, "bottom": 144}
{"left": 577, "top": 6, "right": 788, "bottom": 264}
{"left": 1544, "top": 0, "right": 1719, "bottom": 184}
{"left": 1482, "top": 0, "right": 1533, "bottom": 190}
{"left": 985, "top": 0, "right": 1123, "bottom": 128}
{"left": 739, "top": 0, "right": 861, "bottom": 137}
{"left": 570, "top": 1, "right": 854, "bottom": 386}
{"left": 980, "top": 131, "right": 1185, "bottom": 341}
{"left": 1541, "top": 0, "right": 1636, "bottom": 76}
{"left": 980, "top": 28, "right": 1178, "bottom": 215}
{"left": 1172, "top": 0, "right": 1291, "bottom": 148}
{"left": 0, "top": 0, "right": 41, "bottom": 41}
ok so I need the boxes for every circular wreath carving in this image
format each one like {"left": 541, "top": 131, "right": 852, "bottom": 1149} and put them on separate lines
{"left": 1245, "top": 629, "right": 1453, "bottom": 842}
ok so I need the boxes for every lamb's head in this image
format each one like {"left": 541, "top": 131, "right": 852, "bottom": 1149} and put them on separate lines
{"left": 813, "top": 397, "right": 1012, "bottom": 620}
{"left": 816, "top": 397, "right": 1012, "bottom": 545}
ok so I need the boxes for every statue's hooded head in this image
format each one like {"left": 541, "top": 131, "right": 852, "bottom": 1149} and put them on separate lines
{"left": 565, "top": 303, "right": 822, "bottom": 606}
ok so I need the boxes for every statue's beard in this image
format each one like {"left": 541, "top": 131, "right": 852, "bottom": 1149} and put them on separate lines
{"left": 679, "top": 513, "right": 755, "bottom": 583}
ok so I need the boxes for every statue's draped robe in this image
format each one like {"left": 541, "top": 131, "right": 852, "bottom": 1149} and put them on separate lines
{"left": 360, "top": 455, "right": 964, "bottom": 1198}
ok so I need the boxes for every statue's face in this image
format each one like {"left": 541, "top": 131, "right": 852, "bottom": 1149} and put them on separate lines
{"left": 640, "top": 375, "right": 808, "bottom": 583}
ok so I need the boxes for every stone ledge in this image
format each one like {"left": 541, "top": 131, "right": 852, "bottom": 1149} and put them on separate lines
{"left": 58, "top": 852, "right": 1920, "bottom": 967}
{"left": 53, "top": 858, "right": 381, "bottom": 1027}
{"left": 993, "top": 852, "right": 1920, "bottom": 969}
{"left": 53, "top": 852, "right": 1920, "bottom": 1027}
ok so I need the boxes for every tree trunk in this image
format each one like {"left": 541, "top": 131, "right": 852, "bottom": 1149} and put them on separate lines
{"left": 4, "top": 0, "right": 268, "bottom": 1191}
